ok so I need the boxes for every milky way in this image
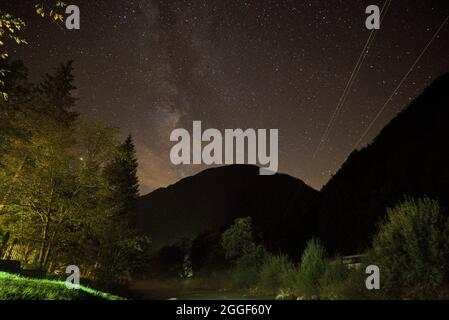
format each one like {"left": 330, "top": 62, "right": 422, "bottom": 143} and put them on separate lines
{"left": 5, "top": 0, "right": 449, "bottom": 193}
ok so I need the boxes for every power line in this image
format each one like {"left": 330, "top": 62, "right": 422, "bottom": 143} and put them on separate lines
{"left": 312, "top": 0, "right": 391, "bottom": 159}
{"left": 337, "top": 0, "right": 391, "bottom": 116}
{"left": 311, "top": 29, "right": 375, "bottom": 159}
{"left": 351, "top": 14, "right": 449, "bottom": 151}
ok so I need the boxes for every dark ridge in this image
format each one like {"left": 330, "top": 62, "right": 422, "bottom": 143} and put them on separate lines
{"left": 136, "top": 164, "right": 318, "bottom": 256}
{"left": 311, "top": 73, "right": 449, "bottom": 254}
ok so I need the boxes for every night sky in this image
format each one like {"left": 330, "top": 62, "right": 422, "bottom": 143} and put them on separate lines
{"left": 3, "top": 0, "right": 449, "bottom": 193}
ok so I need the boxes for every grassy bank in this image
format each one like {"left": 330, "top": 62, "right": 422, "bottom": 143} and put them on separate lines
{"left": 0, "top": 272, "right": 124, "bottom": 300}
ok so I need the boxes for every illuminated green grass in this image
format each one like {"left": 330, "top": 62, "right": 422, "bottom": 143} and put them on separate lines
{"left": 0, "top": 271, "right": 124, "bottom": 300}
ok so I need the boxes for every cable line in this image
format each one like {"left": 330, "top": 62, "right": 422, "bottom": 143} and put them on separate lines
{"left": 352, "top": 14, "right": 449, "bottom": 151}
{"left": 312, "top": 0, "right": 391, "bottom": 159}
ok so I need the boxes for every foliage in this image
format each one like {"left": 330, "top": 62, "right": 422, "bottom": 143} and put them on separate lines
{"left": 0, "top": 61, "right": 80, "bottom": 269}
{"left": 0, "top": 60, "right": 150, "bottom": 284}
{"left": 0, "top": 1, "right": 66, "bottom": 100}
{"left": 35, "top": 1, "right": 67, "bottom": 22}
{"left": 222, "top": 217, "right": 256, "bottom": 261}
{"left": 148, "top": 241, "right": 190, "bottom": 278}
{"left": 0, "top": 12, "right": 27, "bottom": 60}
{"left": 0, "top": 271, "right": 123, "bottom": 300}
{"left": 258, "top": 253, "right": 295, "bottom": 291}
{"left": 313, "top": 74, "right": 449, "bottom": 256}
{"left": 190, "top": 231, "right": 227, "bottom": 276}
{"left": 318, "top": 257, "right": 349, "bottom": 299}
{"left": 92, "top": 134, "right": 149, "bottom": 284}
{"left": 0, "top": 12, "right": 27, "bottom": 100}
{"left": 103, "top": 135, "right": 140, "bottom": 219}
{"left": 0, "top": 231, "right": 10, "bottom": 258}
{"left": 294, "top": 238, "right": 327, "bottom": 298}
{"left": 269, "top": 198, "right": 449, "bottom": 300}
{"left": 93, "top": 235, "right": 151, "bottom": 285}
{"left": 328, "top": 267, "right": 372, "bottom": 300}
{"left": 221, "top": 217, "right": 267, "bottom": 287}
{"left": 368, "top": 197, "right": 449, "bottom": 299}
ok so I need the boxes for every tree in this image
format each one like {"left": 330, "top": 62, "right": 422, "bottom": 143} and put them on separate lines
{"left": 0, "top": 61, "right": 78, "bottom": 264}
{"left": 0, "top": 60, "right": 33, "bottom": 214}
{"left": 0, "top": 59, "right": 150, "bottom": 284}
{"left": 369, "top": 197, "right": 449, "bottom": 298}
{"left": 6, "top": 61, "right": 78, "bottom": 268}
{"left": 221, "top": 217, "right": 267, "bottom": 287}
{"left": 51, "top": 121, "right": 120, "bottom": 270}
{"left": 88, "top": 134, "right": 150, "bottom": 284}
{"left": 39, "top": 61, "right": 78, "bottom": 122}
{"left": 2, "top": 61, "right": 102, "bottom": 271}
{"left": 104, "top": 135, "right": 139, "bottom": 220}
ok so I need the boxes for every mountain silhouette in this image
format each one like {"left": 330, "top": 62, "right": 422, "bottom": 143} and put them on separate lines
{"left": 310, "top": 72, "right": 449, "bottom": 254}
{"left": 136, "top": 164, "right": 318, "bottom": 253}
{"left": 137, "top": 73, "right": 449, "bottom": 259}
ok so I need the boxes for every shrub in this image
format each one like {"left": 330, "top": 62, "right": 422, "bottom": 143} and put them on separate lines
{"left": 229, "top": 262, "right": 260, "bottom": 288}
{"left": 294, "top": 238, "right": 326, "bottom": 298}
{"left": 337, "top": 268, "right": 373, "bottom": 299}
{"left": 319, "top": 257, "right": 348, "bottom": 299}
{"left": 369, "top": 197, "right": 449, "bottom": 299}
{"left": 258, "top": 253, "right": 295, "bottom": 291}
{"left": 231, "top": 244, "right": 267, "bottom": 288}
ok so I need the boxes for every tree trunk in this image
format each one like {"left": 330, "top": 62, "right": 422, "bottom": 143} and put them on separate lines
{"left": 42, "top": 242, "right": 52, "bottom": 269}
{"left": 38, "top": 219, "right": 50, "bottom": 268}
{"left": 6, "top": 241, "right": 17, "bottom": 260}
{"left": 24, "top": 243, "right": 31, "bottom": 264}
{"left": 42, "top": 218, "right": 63, "bottom": 269}
{"left": 42, "top": 231, "right": 55, "bottom": 268}
{"left": 39, "top": 186, "right": 55, "bottom": 269}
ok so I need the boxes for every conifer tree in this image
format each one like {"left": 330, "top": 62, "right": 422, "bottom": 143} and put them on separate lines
{"left": 104, "top": 135, "right": 140, "bottom": 220}
{"left": 39, "top": 60, "right": 78, "bottom": 124}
